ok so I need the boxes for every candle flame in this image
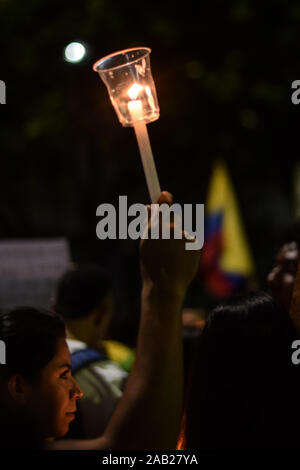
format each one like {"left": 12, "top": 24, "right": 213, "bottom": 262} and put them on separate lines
{"left": 128, "top": 83, "right": 143, "bottom": 100}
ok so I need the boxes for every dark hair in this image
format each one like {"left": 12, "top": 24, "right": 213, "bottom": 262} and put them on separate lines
{"left": 0, "top": 306, "right": 65, "bottom": 381}
{"left": 280, "top": 220, "right": 300, "bottom": 246}
{"left": 185, "top": 292, "right": 299, "bottom": 449}
{"left": 54, "top": 265, "right": 111, "bottom": 319}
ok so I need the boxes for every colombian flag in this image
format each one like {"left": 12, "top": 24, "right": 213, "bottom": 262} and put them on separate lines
{"left": 202, "top": 160, "right": 254, "bottom": 298}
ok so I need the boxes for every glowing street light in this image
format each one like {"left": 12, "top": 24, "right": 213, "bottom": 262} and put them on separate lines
{"left": 64, "top": 42, "right": 86, "bottom": 63}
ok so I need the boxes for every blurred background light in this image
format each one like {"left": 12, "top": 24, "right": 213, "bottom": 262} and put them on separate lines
{"left": 64, "top": 42, "right": 86, "bottom": 63}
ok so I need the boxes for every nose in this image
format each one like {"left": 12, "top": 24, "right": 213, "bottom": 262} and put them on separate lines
{"left": 70, "top": 377, "right": 83, "bottom": 400}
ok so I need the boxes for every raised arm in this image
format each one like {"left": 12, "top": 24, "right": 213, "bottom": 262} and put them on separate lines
{"left": 52, "top": 191, "right": 201, "bottom": 449}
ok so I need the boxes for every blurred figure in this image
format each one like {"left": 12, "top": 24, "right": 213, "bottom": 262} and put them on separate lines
{"left": 182, "top": 308, "right": 206, "bottom": 331}
{"left": 267, "top": 222, "right": 300, "bottom": 311}
{"left": 181, "top": 308, "right": 205, "bottom": 391}
{"left": 185, "top": 292, "right": 299, "bottom": 450}
{"left": 53, "top": 265, "right": 129, "bottom": 438}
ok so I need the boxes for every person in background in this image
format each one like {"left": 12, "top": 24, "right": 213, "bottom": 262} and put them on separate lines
{"left": 181, "top": 308, "right": 205, "bottom": 393}
{"left": 267, "top": 221, "right": 300, "bottom": 312}
{"left": 53, "top": 265, "right": 131, "bottom": 438}
{"left": 184, "top": 291, "right": 299, "bottom": 450}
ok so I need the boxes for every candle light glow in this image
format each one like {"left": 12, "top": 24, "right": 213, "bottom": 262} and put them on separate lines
{"left": 93, "top": 47, "right": 161, "bottom": 202}
{"left": 128, "top": 83, "right": 143, "bottom": 100}
{"left": 128, "top": 83, "right": 143, "bottom": 122}
{"left": 127, "top": 83, "right": 161, "bottom": 203}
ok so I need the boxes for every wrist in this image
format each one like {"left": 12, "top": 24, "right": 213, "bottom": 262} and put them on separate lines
{"left": 142, "top": 280, "right": 185, "bottom": 309}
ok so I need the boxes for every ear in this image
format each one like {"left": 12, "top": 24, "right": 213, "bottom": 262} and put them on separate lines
{"left": 7, "top": 374, "right": 31, "bottom": 404}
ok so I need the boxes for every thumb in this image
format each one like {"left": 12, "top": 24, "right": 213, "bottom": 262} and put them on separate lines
{"left": 157, "top": 191, "right": 173, "bottom": 206}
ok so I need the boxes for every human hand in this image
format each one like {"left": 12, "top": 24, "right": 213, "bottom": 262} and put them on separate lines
{"left": 140, "top": 191, "right": 201, "bottom": 300}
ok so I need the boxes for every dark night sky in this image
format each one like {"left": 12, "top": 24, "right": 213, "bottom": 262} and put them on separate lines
{"left": 0, "top": 0, "right": 300, "bottom": 343}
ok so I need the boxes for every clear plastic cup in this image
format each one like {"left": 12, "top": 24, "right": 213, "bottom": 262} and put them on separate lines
{"left": 93, "top": 47, "right": 160, "bottom": 127}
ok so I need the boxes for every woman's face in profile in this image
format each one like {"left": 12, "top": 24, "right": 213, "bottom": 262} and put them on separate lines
{"left": 26, "top": 337, "right": 83, "bottom": 438}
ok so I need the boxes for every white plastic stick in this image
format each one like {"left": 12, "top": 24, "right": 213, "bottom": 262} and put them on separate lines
{"left": 128, "top": 100, "right": 161, "bottom": 203}
{"left": 133, "top": 119, "right": 161, "bottom": 204}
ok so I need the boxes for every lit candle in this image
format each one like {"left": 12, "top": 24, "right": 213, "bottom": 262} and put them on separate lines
{"left": 128, "top": 84, "right": 161, "bottom": 204}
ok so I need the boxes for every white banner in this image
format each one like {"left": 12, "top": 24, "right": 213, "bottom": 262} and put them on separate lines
{"left": 0, "top": 238, "right": 71, "bottom": 309}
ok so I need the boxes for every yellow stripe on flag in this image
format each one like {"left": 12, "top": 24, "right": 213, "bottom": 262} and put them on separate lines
{"left": 206, "top": 160, "right": 254, "bottom": 276}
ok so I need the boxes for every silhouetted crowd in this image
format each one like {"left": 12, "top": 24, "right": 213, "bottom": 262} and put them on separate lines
{"left": 1, "top": 193, "right": 300, "bottom": 450}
